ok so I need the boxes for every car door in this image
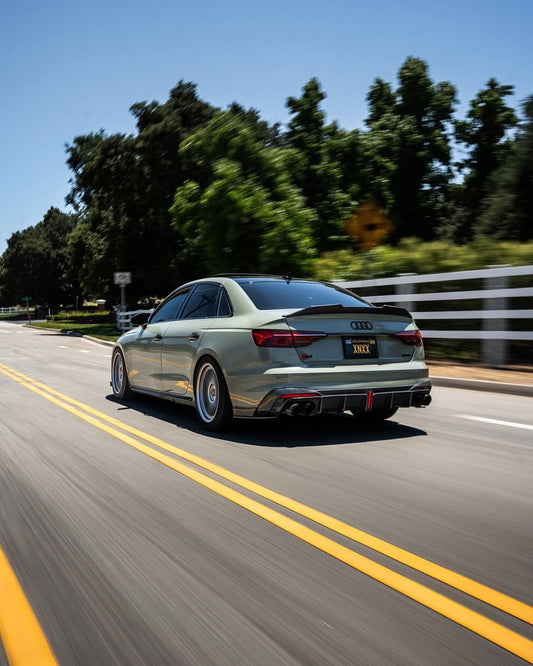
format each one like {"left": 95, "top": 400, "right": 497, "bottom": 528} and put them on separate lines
{"left": 160, "top": 283, "right": 221, "bottom": 395}
{"left": 127, "top": 290, "right": 191, "bottom": 391}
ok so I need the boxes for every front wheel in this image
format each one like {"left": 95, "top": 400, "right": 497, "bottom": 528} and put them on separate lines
{"left": 194, "top": 358, "right": 233, "bottom": 431}
{"left": 352, "top": 407, "right": 398, "bottom": 422}
{"left": 111, "top": 348, "right": 134, "bottom": 399}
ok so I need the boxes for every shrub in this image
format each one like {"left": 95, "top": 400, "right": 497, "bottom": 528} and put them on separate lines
{"left": 49, "top": 310, "right": 113, "bottom": 323}
{"left": 311, "top": 239, "right": 533, "bottom": 280}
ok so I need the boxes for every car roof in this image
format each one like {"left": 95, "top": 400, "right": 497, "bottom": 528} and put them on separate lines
{"left": 213, "top": 274, "right": 314, "bottom": 283}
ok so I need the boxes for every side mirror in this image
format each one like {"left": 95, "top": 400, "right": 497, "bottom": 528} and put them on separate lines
{"left": 131, "top": 311, "right": 150, "bottom": 326}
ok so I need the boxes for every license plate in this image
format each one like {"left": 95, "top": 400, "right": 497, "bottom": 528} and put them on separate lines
{"left": 343, "top": 336, "right": 378, "bottom": 359}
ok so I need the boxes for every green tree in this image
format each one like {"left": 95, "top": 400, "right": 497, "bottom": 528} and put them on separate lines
{"left": 0, "top": 208, "right": 77, "bottom": 307}
{"left": 65, "top": 81, "right": 216, "bottom": 301}
{"left": 454, "top": 78, "right": 518, "bottom": 240}
{"left": 170, "top": 112, "right": 316, "bottom": 275}
{"left": 285, "top": 78, "right": 352, "bottom": 251}
{"left": 475, "top": 95, "right": 533, "bottom": 240}
{"left": 365, "top": 78, "right": 395, "bottom": 126}
{"left": 364, "top": 58, "right": 457, "bottom": 241}
{"left": 392, "top": 58, "right": 457, "bottom": 240}
{"left": 227, "top": 103, "right": 282, "bottom": 147}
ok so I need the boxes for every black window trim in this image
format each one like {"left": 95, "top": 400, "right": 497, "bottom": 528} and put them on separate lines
{"left": 148, "top": 281, "right": 234, "bottom": 323}
{"left": 215, "top": 286, "right": 233, "bottom": 318}
{"left": 149, "top": 286, "right": 192, "bottom": 324}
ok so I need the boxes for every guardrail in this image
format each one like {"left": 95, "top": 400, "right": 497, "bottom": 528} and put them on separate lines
{"left": 336, "top": 264, "right": 533, "bottom": 366}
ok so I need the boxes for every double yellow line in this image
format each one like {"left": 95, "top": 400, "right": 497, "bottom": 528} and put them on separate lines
{"left": 1, "top": 361, "right": 532, "bottom": 664}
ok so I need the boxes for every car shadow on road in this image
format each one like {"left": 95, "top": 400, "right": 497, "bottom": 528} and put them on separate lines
{"left": 106, "top": 394, "right": 427, "bottom": 447}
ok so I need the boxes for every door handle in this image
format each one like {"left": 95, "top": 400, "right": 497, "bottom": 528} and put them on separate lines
{"left": 189, "top": 332, "right": 200, "bottom": 341}
{"left": 153, "top": 334, "right": 163, "bottom": 342}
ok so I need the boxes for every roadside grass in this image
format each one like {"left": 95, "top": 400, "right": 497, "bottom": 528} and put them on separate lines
{"left": 30, "top": 320, "right": 121, "bottom": 342}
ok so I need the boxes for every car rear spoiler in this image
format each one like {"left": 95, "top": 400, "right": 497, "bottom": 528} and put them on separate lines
{"left": 284, "top": 304, "right": 413, "bottom": 319}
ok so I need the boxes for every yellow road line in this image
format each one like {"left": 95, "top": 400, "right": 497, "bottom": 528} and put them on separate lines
{"left": 0, "top": 547, "right": 58, "bottom": 666}
{"left": 1, "top": 363, "right": 531, "bottom": 626}
{"left": 1, "top": 363, "right": 533, "bottom": 663}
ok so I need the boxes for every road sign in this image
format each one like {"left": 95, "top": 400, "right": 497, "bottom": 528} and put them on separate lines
{"left": 114, "top": 272, "right": 132, "bottom": 286}
{"left": 345, "top": 202, "right": 392, "bottom": 250}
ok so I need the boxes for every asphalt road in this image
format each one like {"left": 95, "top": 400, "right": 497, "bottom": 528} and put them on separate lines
{"left": 1, "top": 321, "right": 532, "bottom": 665}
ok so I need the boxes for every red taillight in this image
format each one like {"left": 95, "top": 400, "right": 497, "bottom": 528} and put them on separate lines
{"left": 394, "top": 330, "right": 423, "bottom": 347}
{"left": 252, "top": 329, "right": 327, "bottom": 348}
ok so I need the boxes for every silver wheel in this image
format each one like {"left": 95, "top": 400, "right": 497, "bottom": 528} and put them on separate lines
{"left": 194, "top": 359, "right": 232, "bottom": 430}
{"left": 196, "top": 362, "right": 219, "bottom": 423}
{"left": 111, "top": 349, "right": 133, "bottom": 399}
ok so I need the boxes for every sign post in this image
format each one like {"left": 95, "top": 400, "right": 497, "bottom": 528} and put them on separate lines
{"left": 21, "top": 296, "right": 32, "bottom": 318}
{"left": 114, "top": 272, "right": 132, "bottom": 312}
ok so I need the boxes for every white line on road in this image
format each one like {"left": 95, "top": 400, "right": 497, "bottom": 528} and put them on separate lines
{"left": 459, "top": 415, "right": 533, "bottom": 431}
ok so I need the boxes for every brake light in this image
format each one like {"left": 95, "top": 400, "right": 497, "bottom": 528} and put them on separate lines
{"left": 394, "top": 330, "right": 423, "bottom": 347}
{"left": 252, "top": 329, "right": 327, "bottom": 348}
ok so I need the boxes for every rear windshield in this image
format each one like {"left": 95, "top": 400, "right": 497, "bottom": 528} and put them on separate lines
{"left": 236, "top": 280, "right": 370, "bottom": 310}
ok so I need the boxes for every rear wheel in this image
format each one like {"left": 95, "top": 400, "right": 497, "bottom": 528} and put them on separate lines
{"left": 352, "top": 407, "right": 398, "bottom": 422}
{"left": 194, "top": 358, "right": 233, "bottom": 431}
{"left": 111, "top": 348, "right": 133, "bottom": 399}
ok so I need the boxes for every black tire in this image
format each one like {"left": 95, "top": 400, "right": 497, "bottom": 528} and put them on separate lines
{"left": 111, "top": 348, "right": 134, "bottom": 400}
{"left": 352, "top": 407, "right": 398, "bottom": 422}
{"left": 194, "top": 358, "right": 233, "bottom": 431}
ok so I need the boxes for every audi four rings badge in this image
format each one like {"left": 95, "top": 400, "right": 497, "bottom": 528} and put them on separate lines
{"left": 351, "top": 321, "right": 373, "bottom": 330}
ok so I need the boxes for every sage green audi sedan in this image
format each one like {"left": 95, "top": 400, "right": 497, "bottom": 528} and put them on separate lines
{"left": 111, "top": 275, "right": 431, "bottom": 430}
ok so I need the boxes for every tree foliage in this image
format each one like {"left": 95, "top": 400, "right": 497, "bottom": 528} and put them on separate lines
{"left": 64, "top": 81, "right": 217, "bottom": 302}
{"left": 453, "top": 78, "right": 518, "bottom": 240}
{"left": 0, "top": 208, "right": 78, "bottom": 306}
{"left": 1, "top": 61, "right": 531, "bottom": 308}
{"left": 475, "top": 95, "right": 533, "bottom": 240}
{"left": 285, "top": 78, "right": 352, "bottom": 251}
{"left": 364, "top": 57, "right": 457, "bottom": 241}
{"left": 170, "top": 112, "right": 316, "bottom": 275}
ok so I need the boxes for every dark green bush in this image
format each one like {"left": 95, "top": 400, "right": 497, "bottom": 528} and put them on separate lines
{"left": 49, "top": 310, "right": 113, "bottom": 323}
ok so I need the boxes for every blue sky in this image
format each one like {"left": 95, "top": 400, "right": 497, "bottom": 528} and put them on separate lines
{"left": 1, "top": 0, "right": 531, "bottom": 254}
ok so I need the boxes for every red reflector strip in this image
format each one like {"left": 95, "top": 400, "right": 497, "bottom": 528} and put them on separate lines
{"left": 280, "top": 393, "right": 318, "bottom": 400}
{"left": 366, "top": 391, "right": 373, "bottom": 410}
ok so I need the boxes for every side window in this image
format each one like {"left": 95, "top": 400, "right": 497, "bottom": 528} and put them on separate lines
{"left": 217, "top": 288, "right": 233, "bottom": 317}
{"left": 151, "top": 290, "right": 189, "bottom": 323}
{"left": 180, "top": 283, "right": 219, "bottom": 319}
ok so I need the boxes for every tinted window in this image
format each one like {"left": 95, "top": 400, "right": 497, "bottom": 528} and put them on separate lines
{"left": 217, "top": 288, "right": 232, "bottom": 317}
{"left": 237, "top": 280, "right": 370, "bottom": 310}
{"left": 181, "top": 283, "right": 220, "bottom": 319}
{"left": 151, "top": 290, "right": 190, "bottom": 323}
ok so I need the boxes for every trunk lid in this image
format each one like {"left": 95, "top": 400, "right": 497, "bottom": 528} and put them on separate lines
{"left": 283, "top": 304, "right": 417, "bottom": 364}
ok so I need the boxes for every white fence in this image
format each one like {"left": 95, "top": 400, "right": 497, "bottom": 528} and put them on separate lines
{"left": 116, "top": 308, "right": 152, "bottom": 331}
{"left": 336, "top": 264, "right": 533, "bottom": 366}
{"left": 0, "top": 307, "right": 18, "bottom": 314}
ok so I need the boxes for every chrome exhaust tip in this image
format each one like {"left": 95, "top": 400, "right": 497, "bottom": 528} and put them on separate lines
{"left": 413, "top": 393, "right": 432, "bottom": 408}
{"left": 283, "top": 400, "right": 317, "bottom": 417}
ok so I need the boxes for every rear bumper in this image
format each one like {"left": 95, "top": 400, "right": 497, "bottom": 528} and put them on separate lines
{"left": 254, "top": 382, "right": 432, "bottom": 417}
